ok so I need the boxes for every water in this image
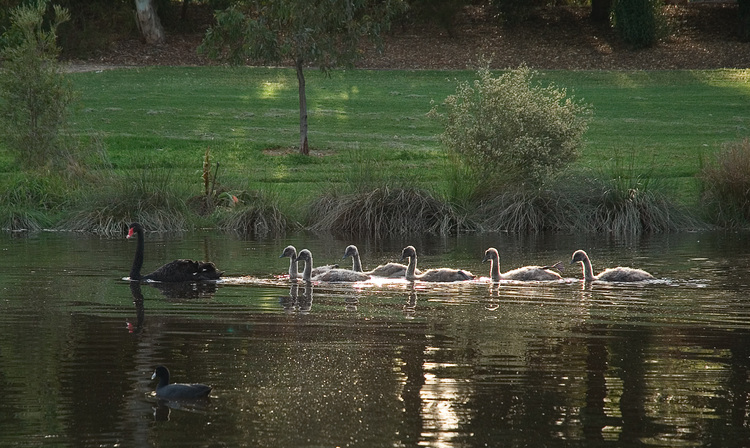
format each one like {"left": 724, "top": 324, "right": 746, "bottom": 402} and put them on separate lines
{"left": 1, "top": 230, "right": 750, "bottom": 447}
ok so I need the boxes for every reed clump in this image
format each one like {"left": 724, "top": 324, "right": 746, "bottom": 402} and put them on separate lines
{"left": 699, "top": 138, "right": 750, "bottom": 227}
{"left": 61, "top": 168, "right": 190, "bottom": 235}
{"left": 307, "top": 185, "right": 475, "bottom": 236}
{"left": 217, "top": 191, "right": 288, "bottom": 237}
{"left": 0, "top": 174, "right": 69, "bottom": 231}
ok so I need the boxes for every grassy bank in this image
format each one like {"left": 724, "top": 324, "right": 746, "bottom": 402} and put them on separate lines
{"left": 2, "top": 66, "right": 749, "bottom": 233}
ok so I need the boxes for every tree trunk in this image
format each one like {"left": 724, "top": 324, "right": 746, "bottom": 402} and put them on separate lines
{"left": 295, "top": 58, "right": 309, "bottom": 156}
{"left": 590, "top": 0, "right": 613, "bottom": 23}
{"left": 134, "top": 0, "right": 165, "bottom": 45}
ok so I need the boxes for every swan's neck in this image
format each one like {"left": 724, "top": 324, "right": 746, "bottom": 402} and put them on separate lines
{"left": 301, "top": 256, "right": 313, "bottom": 281}
{"left": 352, "top": 251, "right": 363, "bottom": 272}
{"left": 490, "top": 257, "right": 501, "bottom": 282}
{"left": 580, "top": 255, "right": 595, "bottom": 282}
{"left": 405, "top": 254, "right": 417, "bottom": 281}
{"left": 288, "top": 255, "right": 298, "bottom": 280}
{"left": 130, "top": 229, "right": 144, "bottom": 280}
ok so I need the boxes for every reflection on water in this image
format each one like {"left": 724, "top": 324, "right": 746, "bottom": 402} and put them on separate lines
{"left": 1, "top": 231, "right": 750, "bottom": 447}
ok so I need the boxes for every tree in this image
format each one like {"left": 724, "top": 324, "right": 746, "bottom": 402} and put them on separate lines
{"left": 0, "top": 0, "right": 76, "bottom": 169}
{"left": 199, "top": 0, "right": 404, "bottom": 155}
{"left": 134, "top": 0, "right": 165, "bottom": 45}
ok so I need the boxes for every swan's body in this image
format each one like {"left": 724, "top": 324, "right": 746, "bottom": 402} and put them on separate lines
{"left": 482, "top": 248, "right": 563, "bottom": 281}
{"left": 127, "top": 223, "right": 222, "bottom": 282}
{"left": 279, "top": 245, "right": 337, "bottom": 280}
{"left": 151, "top": 365, "right": 212, "bottom": 399}
{"left": 399, "top": 246, "right": 474, "bottom": 282}
{"left": 571, "top": 250, "right": 654, "bottom": 282}
{"left": 295, "top": 249, "right": 370, "bottom": 282}
{"left": 342, "top": 245, "right": 419, "bottom": 278}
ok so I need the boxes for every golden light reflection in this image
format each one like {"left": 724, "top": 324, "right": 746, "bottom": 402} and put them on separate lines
{"left": 419, "top": 361, "right": 470, "bottom": 448}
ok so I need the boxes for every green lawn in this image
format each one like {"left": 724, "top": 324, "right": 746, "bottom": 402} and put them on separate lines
{"left": 4, "top": 66, "right": 750, "bottom": 226}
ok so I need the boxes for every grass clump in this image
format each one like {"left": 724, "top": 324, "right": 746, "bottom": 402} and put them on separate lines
{"left": 0, "top": 174, "right": 68, "bottom": 231}
{"left": 699, "top": 138, "right": 750, "bottom": 227}
{"left": 217, "top": 191, "right": 288, "bottom": 237}
{"left": 307, "top": 185, "right": 475, "bottom": 236}
{"left": 62, "top": 168, "right": 190, "bottom": 235}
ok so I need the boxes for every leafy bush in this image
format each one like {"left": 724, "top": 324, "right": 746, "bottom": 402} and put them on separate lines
{"left": 699, "top": 139, "right": 750, "bottom": 227}
{"left": 612, "top": 0, "right": 667, "bottom": 48}
{"left": 0, "top": 0, "right": 76, "bottom": 170}
{"left": 429, "top": 66, "right": 591, "bottom": 191}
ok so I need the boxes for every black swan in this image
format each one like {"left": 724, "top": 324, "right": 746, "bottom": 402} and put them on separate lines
{"left": 482, "top": 247, "right": 563, "bottom": 281}
{"left": 127, "top": 222, "right": 222, "bottom": 282}
{"left": 151, "top": 365, "right": 212, "bottom": 399}
{"left": 295, "top": 249, "right": 370, "bottom": 282}
{"left": 279, "top": 245, "right": 337, "bottom": 280}
{"left": 399, "top": 246, "right": 474, "bottom": 282}
{"left": 342, "top": 244, "right": 420, "bottom": 278}
{"left": 571, "top": 249, "right": 654, "bottom": 282}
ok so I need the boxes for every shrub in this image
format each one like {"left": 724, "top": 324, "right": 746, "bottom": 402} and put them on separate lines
{"left": 612, "top": 0, "right": 667, "bottom": 49}
{"left": 0, "top": 0, "right": 76, "bottom": 170}
{"left": 306, "top": 185, "right": 475, "bottom": 236}
{"left": 429, "top": 66, "right": 591, "bottom": 191}
{"left": 699, "top": 139, "right": 750, "bottom": 227}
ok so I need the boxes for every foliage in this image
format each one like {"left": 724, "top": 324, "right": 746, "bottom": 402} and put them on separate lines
{"left": 199, "top": 0, "right": 403, "bottom": 71}
{"left": 0, "top": 0, "right": 76, "bottom": 170}
{"left": 699, "top": 139, "right": 750, "bottom": 227}
{"left": 612, "top": 0, "right": 667, "bottom": 49}
{"left": 429, "top": 66, "right": 591, "bottom": 190}
{"left": 306, "top": 185, "right": 475, "bottom": 236}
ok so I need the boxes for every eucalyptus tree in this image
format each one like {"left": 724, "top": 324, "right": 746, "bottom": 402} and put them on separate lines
{"left": 199, "top": 0, "right": 404, "bottom": 155}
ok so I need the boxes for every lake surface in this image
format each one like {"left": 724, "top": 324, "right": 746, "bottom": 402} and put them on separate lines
{"left": 1, "top": 230, "right": 749, "bottom": 447}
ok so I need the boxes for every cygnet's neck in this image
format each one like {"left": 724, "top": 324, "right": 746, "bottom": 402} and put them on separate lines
{"left": 405, "top": 254, "right": 418, "bottom": 281}
{"left": 351, "top": 251, "right": 363, "bottom": 272}
{"left": 288, "top": 256, "right": 299, "bottom": 280}
{"left": 301, "top": 255, "right": 313, "bottom": 281}
{"left": 490, "top": 257, "right": 501, "bottom": 282}
{"left": 580, "top": 255, "right": 595, "bottom": 282}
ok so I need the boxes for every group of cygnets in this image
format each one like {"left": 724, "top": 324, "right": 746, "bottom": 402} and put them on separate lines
{"left": 126, "top": 222, "right": 653, "bottom": 284}
{"left": 279, "top": 244, "right": 655, "bottom": 283}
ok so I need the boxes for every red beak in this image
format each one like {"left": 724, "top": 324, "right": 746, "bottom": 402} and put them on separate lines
{"left": 127, "top": 227, "right": 134, "bottom": 239}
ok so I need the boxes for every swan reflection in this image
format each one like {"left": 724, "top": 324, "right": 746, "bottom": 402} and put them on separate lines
{"left": 127, "top": 281, "right": 145, "bottom": 334}
{"left": 279, "top": 281, "right": 314, "bottom": 313}
{"left": 148, "top": 281, "right": 218, "bottom": 299}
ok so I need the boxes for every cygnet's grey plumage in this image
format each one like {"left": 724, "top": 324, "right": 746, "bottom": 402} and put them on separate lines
{"left": 342, "top": 244, "right": 419, "bottom": 278}
{"left": 571, "top": 249, "right": 654, "bottom": 282}
{"left": 482, "top": 247, "right": 563, "bottom": 281}
{"left": 399, "top": 245, "right": 474, "bottom": 282}
{"left": 279, "top": 245, "right": 337, "bottom": 280}
{"left": 295, "top": 249, "right": 370, "bottom": 282}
